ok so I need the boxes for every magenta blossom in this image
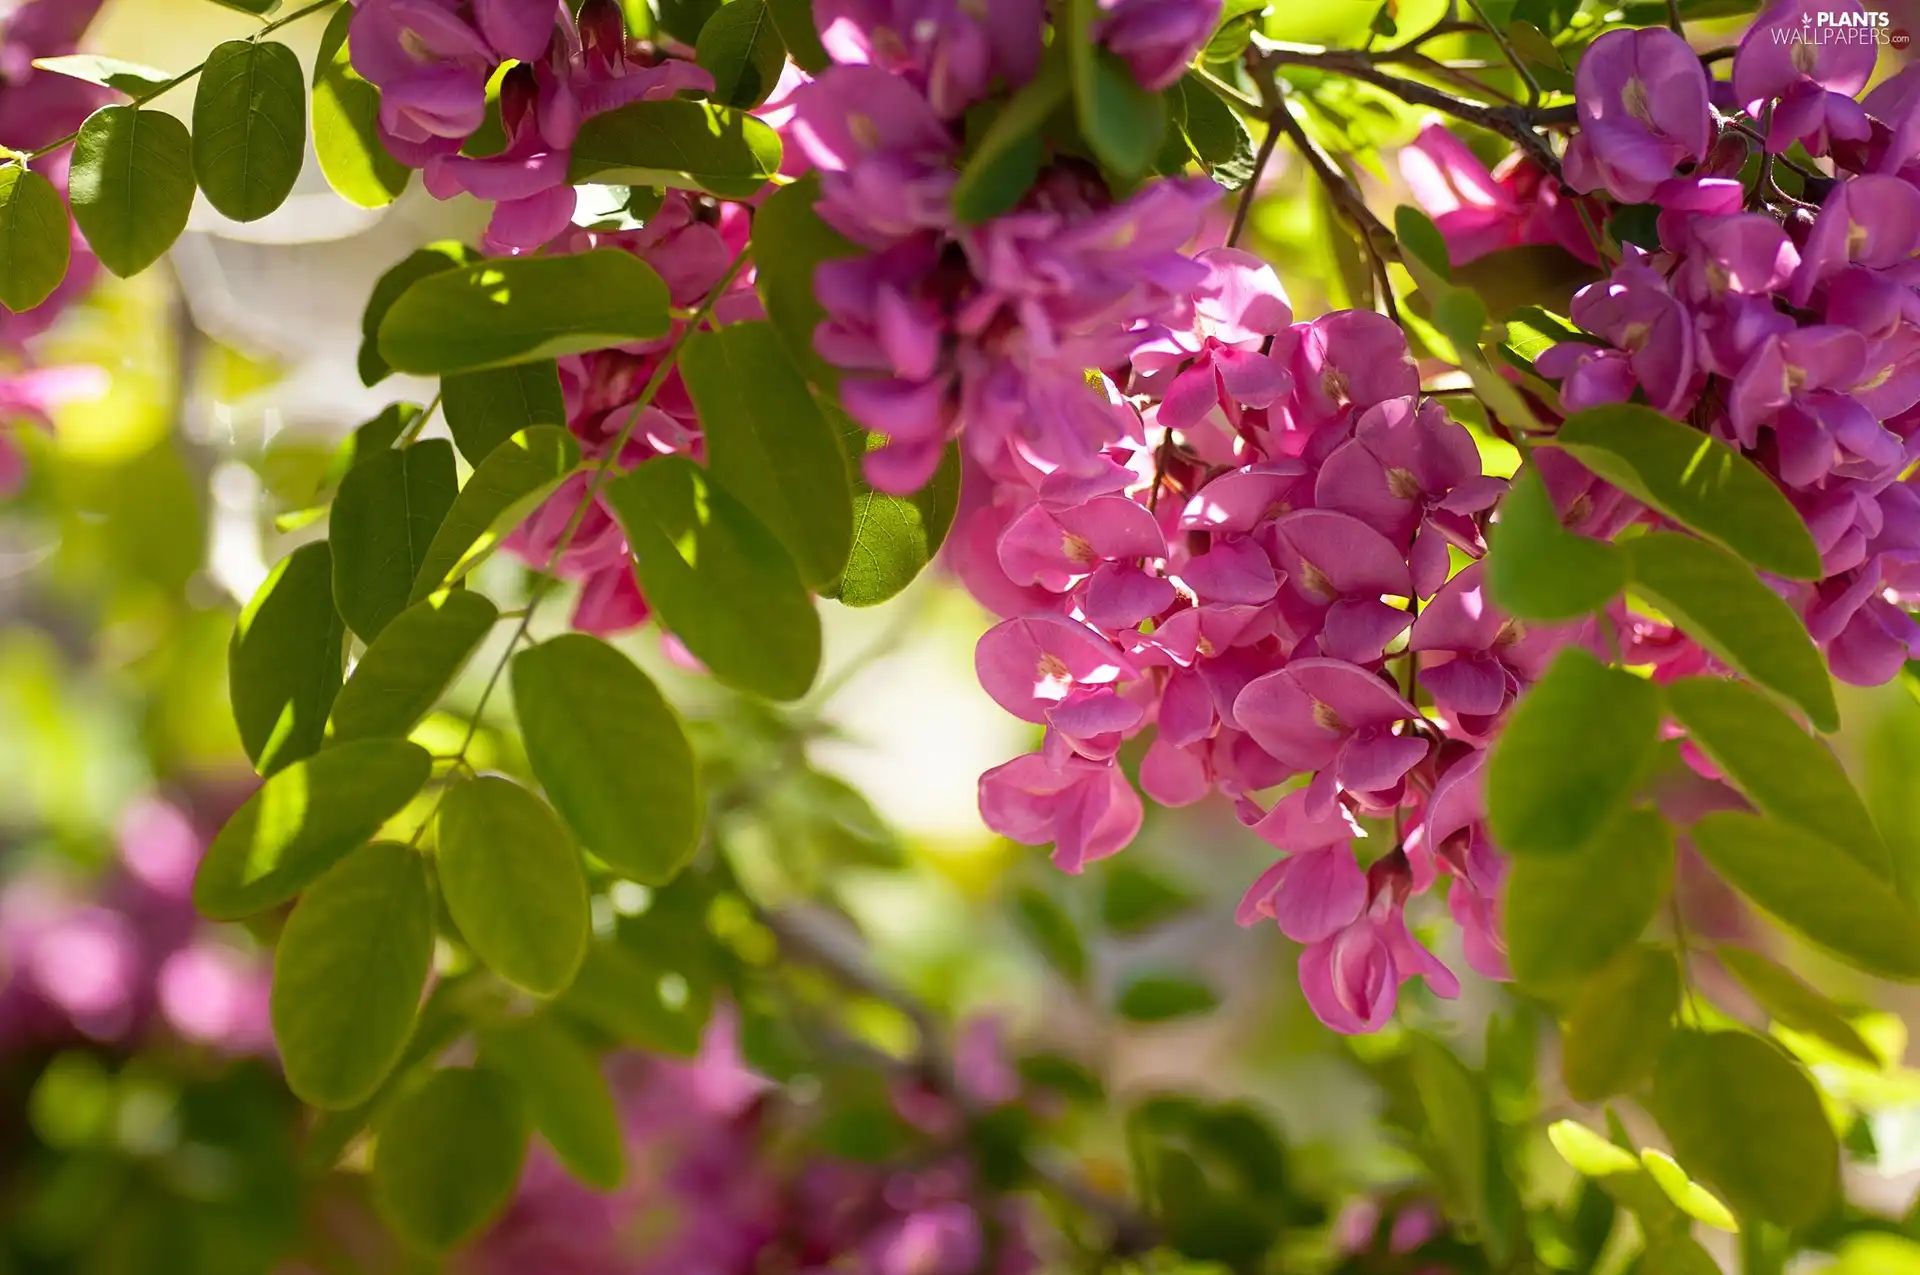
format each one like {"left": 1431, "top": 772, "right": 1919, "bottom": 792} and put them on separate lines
{"left": 816, "top": 0, "right": 1044, "bottom": 118}
{"left": 1234, "top": 657, "right": 1428, "bottom": 816}
{"left": 1733, "top": 0, "right": 1875, "bottom": 154}
{"left": 1093, "top": 0, "right": 1224, "bottom": 92}
{"left": 1298, "top": 851, "right": 1459, "bottom": 1034}
{"left": 1399, "top": 123, "right": 1598, "bottom": 267}
{"left": 1562, "top": 26, "right": 1713, "bottom": 203}
{"left": 978, "top": 751, "right": 1143, "bottom": 872}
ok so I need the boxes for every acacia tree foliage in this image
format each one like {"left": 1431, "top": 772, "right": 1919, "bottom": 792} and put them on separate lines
{"left": 6, "top": 0, "right": 1920, "bottom": 1271}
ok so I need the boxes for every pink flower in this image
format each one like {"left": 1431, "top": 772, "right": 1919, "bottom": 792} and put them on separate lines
{"left": 1733, "top": 0, "right": 1875, "bottom": 154}
{"left": 1236, "top": 790, "right": 1367, "bottom": 943}
{"left": 1562, "top": 26, "right": 1712, "bottom": 203}
{"left": 1299, "top": 853, "right": 1459, "bottom": 1034}
{"left": 1234, "top": 657, "right": 1428, "bottom": 816}
{"left": 1399, "top": 123, "right": 1598, "bottom": 267}
{"left": 1134, "top": 247, "right": 1294, "bottom": 433}
{"left": 1093, "top": 0, "right": 1223, "bottom": 92}
{"left": 816, "top": 0, "right": 1044, "bottom": 118}
{"left": 978, "top": 751, "right": 1143, "bottom": 872}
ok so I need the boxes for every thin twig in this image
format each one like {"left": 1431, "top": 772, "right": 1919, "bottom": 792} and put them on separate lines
{"left": 1461, "top": 0, "right": 1542, "bottom": 104}
{"left": 1665, "top": 0, "right": 1685, "bottom": 34}
{"left": 21, "top": 0, "right": 339, "bottom": 161}
{"left": 1226, "top": 119, "right": 1282, "bottom": 247}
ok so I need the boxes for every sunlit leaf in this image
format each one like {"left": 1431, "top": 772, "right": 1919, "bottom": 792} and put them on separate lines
{"left": 68, "top": 106, "right": 194, "bottom": 278}
{"left": 230, "top": 541, "right": 345, "bottom": 775}
{"left": 442, "top": 360, "right": 567, "bottom": 466}
{"left": 568, "top": 99, "right": 782, "bottom": 197}
{"left": 326, "top": 590, "right": 496, "bottom": 744}
{"left": 331, "top": 440, "right": 459, "bottom": 642}
{"left": 271, "top": 842, "right": 434, "bottom": 1108}
{"left": 372, "top": 1068, "right": 529, "bottom": 1252}
{"left": 191, "top": 41, "right": 305, "bottom": 222}
{"left": 438, "top": 777, "right": 590, "bottom": 997}
{"left": 311, "top": 2, "right": 410, "bottom": 208}
{"left": 411, "top": 425, "right": 581, "bottom": 602}
{"left": 0, "top": 165, "right": 70, "bottom": 313}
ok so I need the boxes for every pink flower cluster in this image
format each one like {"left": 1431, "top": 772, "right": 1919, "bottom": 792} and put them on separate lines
{"left": 0, "top": 795, "right": 272, "bottom": 1054}
{"left": 959, "top": 245, "right": 1554, "bottom": 1032}
{"left": 795, "top": 0, "right": 1224, "bottom": 492}
{"left": 348, "top": 0, "right": 710, "bottom": 251}
{"left": 460, "top": 1011, "right": 1041, "bottom": 1275}
{"left": 0, "top": 0, "right": 115, "bottom": 496}
{"left": 1539, "top": 6, "right": 1920, "bottom": 685}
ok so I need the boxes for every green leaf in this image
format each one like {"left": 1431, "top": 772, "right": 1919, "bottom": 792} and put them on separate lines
{"left": 511, "top": 634, "right": 701, "bottom": 884}
{"left": 1650, "top": 1030, "right": 1838, "bottom": 1229}
{"left": 191, "top": 40, "right": 305, "bottom": 222}
{"left": 1014, "top": 886, "right": 1087, "bottom": 986}
{"left": 695, "top": 0, "right": 786, "bottom": 108}
{"left": 568, "top": 99, "right": 783, "bottom": 198}
{"left": 1504, "top": 807, "right": 1673, "bottom": 991}
{"left": 1555, "top": 404, "right": 1822, "bottom": 581}
{"left": 558, "top": 939, "right": 705, "bottom": 1055}
{"left": 824, "top": 417, "right": 961, "bottom": 607}
{"left": 320, "top": 403, "right": 418, "bottom": 500}
{"left": 230, "top": 541, "right": 345, "bottom": 776}
{"left": 360, "top": 243, "right": 478, "bottom": 386}
{"left": 32, "top": 54, "right": 174, "bottom": 96}
{"left": 604, "top": 456, "right": 822, "bottom": 701}
{"left": 1690, "top": 812, "right": 1920, "bottom": 981}
{"left": 1394, "top": 204, "right": 1454, "bottom": 287}
{"left": 1625, "top": 533, "right": 1837, "bottom": 733}
{"left": 681, "top": 322, "right": 853, "bottom": 588}
{"left": 438, "top": 777, "right": 590, "bottom": 997}
{"left": 1488, "top": 647, "right": 1662, "bottom": 856}
{"left": 752, "top": 173, "right": 860, "bottom": 388}
{"left": 270, "top": 842, "right": 434, "bottom": 1109}
{"left": 195, "top": 739, "right": 431, "bottom": 919}
{"left": 954, "top": 58, "right": 1068, "bottom": 224}
{"left": 0, "top": 165, "right": 71, "bottom": 313}
{"left": 1175, "top": 75, "right": 1256, "bottom": 190}
{"left": 1452, "top": 245, "right": 1600, "bottom": 320}
{"left": 379, "top": 250, "right": 672, "bottom": 376}
{"left": 67, "top": 106, "right": 194, "bottom": 278}
{"left": 326, "top": 590, "right": 497, "bottom": 744}
{"left": 330, "top": 440, "right": 459, "bottom": 642}
{"left": 1068, "top": 0, "right": 1167, "bottom": 177}
{"left": 311, "top": 2, "right": 410, "bottom": 209}
{"left": 1640, "top": 1149, "right": 1738, "bottom": 1233}
{"left": 411, "top": 425, "right": 581, "bottom": 602}
{"left": 1561, "top": 946, "right": 1678, "bottom": 1102}
{"left": 766, "top": 0, "right": 829, "bottom": 72}
{"left": 372, "top": 1068, "right": 529, "bottom": 1253}
{"left": 478, "top": 1016, "right": 624, "bottom": 1189}
{"left": 1116, "top": 972, "right": 1220, "bottom": 1023}
{"left": 1717, "top": 947, "right": 1877, "bottom": 1066}
{"left": 442, "top": 360, "right": 567, "bottom": 466}
{"left": 1665, "top": 675, "right": 1885, "bottom": 876}
{"left": 1486, "top": 465, "right": 1627, "bottom": 620}
{"left": 1407, "top": 1033, "right": 1486, "bottom": 1224}
{"left": 203, "top": 0, "right": 281, "bottom": 13}
{"left": 1100, "top": 862, "right": 1199, "bottom": 935}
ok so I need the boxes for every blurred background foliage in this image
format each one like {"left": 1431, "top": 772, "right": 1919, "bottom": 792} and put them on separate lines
{"left": 11, "top": 1, "right": 1920, "bottom": 1273}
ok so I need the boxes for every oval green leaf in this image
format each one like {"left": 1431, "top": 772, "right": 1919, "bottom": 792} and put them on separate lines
{"left": 479, "top": 1016, "right": 624, "bottom": 1190}
{"left": 1554, "top": 404, "right": 1821, "bottom": 580}
{"left": 271, "top": 841, "right": 434, "bottom": 1109}
{"left": 1651, "top": 1030, "right": 1838, "bottom": 1229}
{"left": 767, "top": 0, "right": 830, "bottom": 71}
{"left": 1690, "top": 811, "right": 1920, "bottom": 981}
{"left": 1666, "top": 674, "right": 1885, "bottom": 876}
{"left": 360, "top": 243, "right": 478, "bottom": 386}
{"left": 695, "top": 0, "right": 786, "bottom": 108}
{"left": 32, "top": 54, "right": 175, "bottom": 96}
{"left": 1488, "top": 647, "right": 1662, "bottom": 856}
{"left": 1717, "top": 946, "right": 1877, "bottom": 1066}
{"left": 195, "top": 738, "right": 431, "bottom": 920}
{"left": 1486, "top": 464, "right": 1627, "bottom": 621}
{"left": 751, "top": 173, "right": 859, "bottom": 387}
{"left": 1626, "top": 533, "right": 1838, "bottom": 732}
{"left": 230, "top": 540, "right": 345, "bottom": 776}
{"left": 1068, "top": 0, "right": 1165, "bottom": 176}
{"left": 312, "top": 2, "right": 410, "bottom": 208}
{"left": 511, "top": 633, "right": 701, "bottom": 884}
{"left": 0, "top": 165, "right": 71, "bottom": 313}
{"left": 567, "top": 99, "right": 782, "bottom": 198}
{"left": 1561, "top": 945, "right": 1678, "bottom": 1102}
{"left": 372, "top": 1068, "right": 529, "bottom": 1253}
{"left": 826, "top": 423, "right": 962, "bottom": 607}
{"left": 411, "top": 425, "right": 581, "bottom": 603}
{"left": 68, "top": 106, "right": 194, "bottom": 278}
{"left": 681, "top": 322, "right": 853, "bottom": 589}
{"left": 1504, "top": 807, "right": 1673, "bottom": 991}
{"left": 327, "top": 589, "right": 497, "bottom": 744}
{"left": 331, "top": 440, "right": 459, "bottom": 642}
{"left": 604, "top": 456, "right": 822, "bottom": 700}
{"left": 191, "top": 40, "right": 305, "bottom": 222}
{"left": 442, "top": 360, "right": 567, "bottom": 466}
{"left": 438, "top": 776, "right": 590, "bottom": 997}
{"left": 1115, "top": 972, "right": 1219, "bottom": 1023}
{"left": 378, "top": 250, "right": 671, "bottom": 375}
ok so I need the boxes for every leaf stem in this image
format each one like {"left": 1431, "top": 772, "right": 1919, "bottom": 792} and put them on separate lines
{"left": 23, "top": 0, "right": 340, "bottom": 161}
